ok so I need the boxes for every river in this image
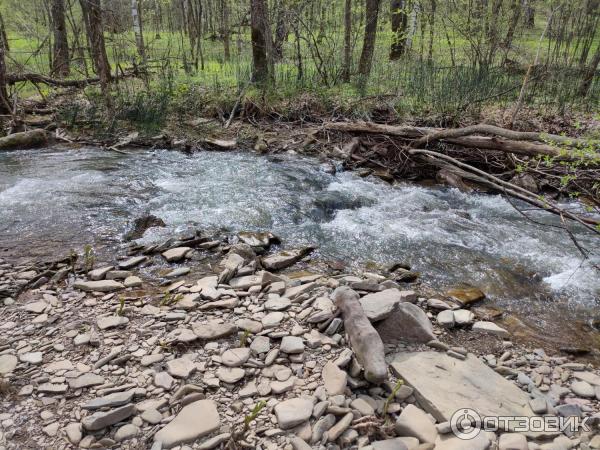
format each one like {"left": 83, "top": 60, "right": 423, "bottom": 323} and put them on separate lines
{"left": 1, "top": 146, "right": 599, "bottom": 350}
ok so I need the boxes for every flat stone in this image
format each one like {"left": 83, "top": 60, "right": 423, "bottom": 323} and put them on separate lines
{"left": 571, "top": 381, "right": 595, "bottom": 398}
{"left": 261, "top": 247, "right": 315, "bottom": 271}
{"left": 454, "top": 309, "right": 475, "bottom": 325}
{"left": 262, "top": 311, "right": 284, "bottom": 328}
{"left": 162, "top": 247, "right": 192, "bottom": 262}
{"left": 573, "top": 371, "right": 600, "bottom": 386}
{"left": 82, "top": 404, "right": 135, "bottom": 431}
{"left": 371, "top": 438, "right": 410, "bottom": 450}
{"left": 390, "top": 352, "right": 533, "bottom": 422}
{"left": 192, "top": 321, "right": 237, "bottom": 340}
{"left": 216, "top": 367, "right": 245, "bottom": 384}
{"left": 235, "top": 318, "right": 263, "bottom": 334}
{"left": 351, "top": 398, "right": 375, "bottom": 416}
{"left": 37, "top": 383, "right": 68, "bottom": 394}
{"left": 19, "top": 351, "right": 43, "bottom": 364}
{"left": 124, "top": 276, "right": 143, "bottom": 288}
{"left": 437, "top": 310, "right": 455, "bottom": 328}
{"left": 322, "top": 362, "right": 347, "bottom": 395}
{"left": 97, "top": 316, "right": 129, "bottom": 330}
{"left": 264, "top": 295, "right": 292, "bottom": 311}
{"left": 44, "top": 359, "right": 74, "bottom": 373}
{"left": 154, "top": 400, "right": 220, "bottom": 449}
{"left": 166, "top": 358, "right": 196, "bottom": 378}
{"left": 427, "top": 298, "right": 452, "bottom": 310}
{"left": 82, "top": 391, "right": 134, "bottom": 410}
{"left": 284, "top": 282, "right": 317, "bottom": 300}
{"left": 141, "top": 408, "right": 163, "bottom": 424}
{"left": 395, "top": 404, "right": 438, "bottom": 444}
{"left": 498, "top": 433, "right": 528, "bottom": 450}
{"left": 74, "top": 280, "right": 124, "bottom": 292}
{"left": 68, "top": 373, "right": 105, "bottom": 389}
{"left": 115, "top": 424, "right": 140, "bottom": 442}
{"left": 221, "top": 348, "right": 251, "bottom": 367}
{"left": 74, "top": 334, "right": 90, "bottom": 346}
{"left": 434, "top": 432, "right": 491, "bottom": 450}
{"left": 271, "top": 376, "right": 296, "bottom": 394}
{"left": 274, "top": 398, "right": 314, "bottom": 429}
{"left": 229, "top": 274, "right": 264, "bottom": 290}
{"left": 359, "top": 289, "right": 403, "bottom": 321}
{"left": 280, "top": 336, "right": 304, "bottom": 354}
{"left": 472, "top": 321, "right": 509, "bottom": 338}
{"left": 22, "top": 300, "right": 48, "bottom": 313}
{"left": 250, "top": 336, "right": 271, "bottom": 355}
{"left": 119, "top": 256, "right": 147, "bottom": 269}
{"left": 64, "top": 423, "right": 82, "bottom": 445}
{"left": 446, "top": 287, "right": 485, "bottom": 306}
{"left": 166, "top": 267, "right": 191, "bottom": 278}
{"left": 88, "top": 266, "right": 113, "bottom": 280}
{"left": 155, "top": 371, "right": 175, "bottom": 389}
{"left": 0, "top": 354, "right": 17, "bottom": 374}
{"left": 327, "top": 412, "right": 353, "bottom": 441}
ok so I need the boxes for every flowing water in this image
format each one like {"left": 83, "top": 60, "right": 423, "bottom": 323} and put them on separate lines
{"left": 1, "top": 147, "right": 599, "bottom": 349}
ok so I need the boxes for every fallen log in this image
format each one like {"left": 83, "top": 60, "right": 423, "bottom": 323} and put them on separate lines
{"left": 0, "top": 129, "right": 48, "bottom": 150}
{"left": 324, "top": 121, "right": 599, "bottom": 160}
{"left": 332, "top": 286, "right": 388, "bottom": 384}
{"left": 7, "top": 73, "right": 100, "bottom": 88}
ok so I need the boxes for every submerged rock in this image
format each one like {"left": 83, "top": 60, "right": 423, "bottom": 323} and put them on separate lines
{"left": 123, "top": 214, "right": 166, "bottom": 241}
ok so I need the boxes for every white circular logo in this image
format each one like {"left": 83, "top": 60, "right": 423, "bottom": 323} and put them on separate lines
{"left": 450, "top": 408, "right": 482, "bottom": 440}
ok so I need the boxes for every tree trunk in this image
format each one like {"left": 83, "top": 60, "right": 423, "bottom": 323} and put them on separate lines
{"left": 250, "top": 0, "right": 270, "bottom": 83}
{"left": 0, "top": 10, "right": 9, "bottom": 51}
{"left": 79, "top": 0, "right": 111, "bottom": 98}
{"left": 390, "top": 0, "right": 408, "bottom": 60}
{"left": 0, "top": 37, "right": 9, "bottom": 114}
{"left": 50, "top": 0, "right": 70, "bottom": 76}
{"left": 358, "top": 0, "right": 381, "bottom": 85}
{"left": 579, "top": 44, "right": 600, "bottom": 97}
{"left": 273, "top": 1, "right": 289, "bottom": 61}
{"left": 221, "top": 0, "right": 231, "bottom": 61}
{"left": 342, "top": 0, "right": 352, "bottom": 82}
{"left": 524, "top": 0, "right": 535, "bottom": 28}
{"left": 131, "top": 0, "right": 146, "bottom": 64}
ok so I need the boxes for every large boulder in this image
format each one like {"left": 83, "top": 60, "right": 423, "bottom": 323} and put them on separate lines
{"left": 376, "top": 303, "right": 436, "bottom": 344}
{"left": 359, "top": 288, "right": 403, "bottom": 322}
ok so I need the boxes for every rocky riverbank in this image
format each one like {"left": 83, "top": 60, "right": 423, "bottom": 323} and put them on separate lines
{"left": 1, "top": 230, "right": 600, "bottom": 450}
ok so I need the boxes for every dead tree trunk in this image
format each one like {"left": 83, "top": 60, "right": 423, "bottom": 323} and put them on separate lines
{"left": 390, "top": 0, "right": 408, "bottom": 60}
{"left": 342, "top": 0, "right": 352, "bottom": 82}
{"left": 79, "top": 0, "right": 112, "bottom": 96}
{"left": 131, "top": 0, "right": 146, "bottom": 65}
{"left": 358, "top": 0, "right": 381, "bottom": 86}
{"left": 273, "top": 1, "right": 288, "bottom": 60}
{"left": 50, "top": 0, "right": 70, "bottom": 76}
{"left": 250, "top": 0, "right": 270, "bottom": 83}
{"left": 579, "top": 44, "right": 600, "bottom": 97}
{"left": 0, "top": 10, "right": 9, "bottom": 51}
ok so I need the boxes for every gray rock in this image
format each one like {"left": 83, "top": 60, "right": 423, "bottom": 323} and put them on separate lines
{"left": 216, "top": 367, "right": 245, "bottom": 383}
{"left": 359, "top": 289, "right": 403, "bottom": 321}
{"left": 153, "top": 400, "right": 220, "bottom": 449}
{"left": 327, "top": 412, "right": 353, "bottom": 441}
{"left": 472, "top": 321, "right": 509, "bottom": 338}
{"left": 64, "top": 423, "right": 82, "bottom": 445}
{"left": 124, "top": 275, "right": 143, "bottom": 288}
{"left": 0, "top": 354, "right": 17, "bottom": 375}
{"left": 166, "top": 267, "right": 191, "bottom": 278}
{"left": 166, "top": 358, "right": 196, "bottom": 378}
{"left": 162, "top": 247, "right": 192, "bottom": 262}
{"left": 37, "top": 383, "right": 68, "bottom": 394}
{"left": 221, "top": 348, "right": 251, "bottom": 367}
{"left": 377, "top": 303, "right": 436, "bottom": 344}
{"left": 235, "top": 318, "right": 263, "bottom": 334}
{"left": 395, "top": 404, "right": 438, "bottom": 444}
{"left": 437, "top": 310, "right": 455, "bottom": 328}
{"left": 322, "top": 362, "right": 347, "bottom": 396}
{"left": 118, "top": 256, "right": 148, "bottom": 269}
{"left": 434, "top": 433, "right": 491, "bottom": 450}
{"left": 371, "top": 438, "right": 409, "bottom": 450}
{"left": 68, "top": 373, "right": 105, "bottom": 389}
{"left": 274, "top": 398, "right": 314, "bottom": 429}
{"left": 88, "top": 266, "right": 113, "bottom": 281}
{"left": 141, "top": 408, "right": 163, "bottom": 424}
{"left": 82, "top": 391, "right": 134, "bottom": 410}
{"left": 114, "top": 424, "right": 140, "bottom": 442}
{"left": 97, "top": 316, "right": 129, "bottom": 330}
{"left": 498, "top": 433, "right": 528, "bottom": 450}
{"left": 262, "top": 311, "right": 285, "bottom": 328}
{"left": 571, "top": 381, "right": 595, "bottom": 398}
{"left": 250, "top": 336, "right": 271, "bottom": 355}
{"left": 261, "top": 247, "right": 315, "bottom": 271}
{"left": 280, "top": 336, "right": 304, "bottom": 354}
{"left": 264, "top": 295, "right": 292, "bottom": 311}
{"left": 390, "top": 352, "right": 533, "bottom": 422}
{"left": 19, "top": 351, "right": 43, "bottom": 364}
{"left": 192, "top": 321, "right": 237, "bottom": 340}
{"left": 82, "top": 404, "right": 135, "bottom": 431}
{"left": 154, "top": 371, "right": 175, "bottom": 389}
{"left": 73, "top": 280, "right": 124, "bottom": 292}
{"left": 454, "top": 309, "right": 475, "bottom": 325}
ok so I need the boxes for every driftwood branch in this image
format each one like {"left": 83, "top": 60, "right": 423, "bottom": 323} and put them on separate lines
{"left": 7, "top": 73, "right": 100, "bottom": 87}
{"left": 332, "top": 286, "right": 388, "bottom": 384}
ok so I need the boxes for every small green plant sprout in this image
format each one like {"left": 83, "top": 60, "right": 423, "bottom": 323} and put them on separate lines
{"left": 243, "top": 400, "right": 266, "bottom": 433}
{"left": 239, "top": 330, "right": 251, "bottom": 347}
{"left": 117, "top": 296, "right": 126, "bottom": 316}
{"left": 383, "top": 378, "right": 405, "bottom": 417}
{"left": 83, "top": 244, "right": 95, "bottom": 271}
{"left": 160, "top": 292, "right": 182, "bottom": 307}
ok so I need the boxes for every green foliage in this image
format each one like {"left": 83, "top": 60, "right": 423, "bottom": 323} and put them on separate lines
{"left": 160, "top": 292, "right": 182, "bottom": 307}
{"left": 239, "top": 330, "right": 251, "bottom": 348}
{"left": 383, "top": 379, "right": 405, "bottom": 417}
{"left": 117, "top": 296, "right": 126, "bottom": 317}
{"left": 83, "top": 245, "right": 95, "bottom": 272}
{"left": 243, "top": 401, "right": 267, "bottom": 432}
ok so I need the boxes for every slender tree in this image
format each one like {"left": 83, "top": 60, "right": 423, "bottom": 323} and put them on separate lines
{"left": 0, "top": 10, "right": 8, "bottom": 51}
{"left": 50, "top": 0, "right": 70, "bottom": 76}
{"left": 342, "top": 0, "right": 352, "bottom": 82}
{"left": 221, "top": 0, "right": 231, "bottom": 61}
{"left": 250, "top": 0, "right": 270, "bottom": 83}
{"left": 0, "top": 21, "right": 9, "bottom": 114}
{"left": 79, "top": 0, "right": 111, "bottom": 94}
{"left": 579, "top": 44, "right": 600, "bottom": 97}
{"left": 358, "top": 0, "right": 381, "bottom": 85}
{"left": 131, "top": 0, "right": 146, "bottom": 65}
{"left": 390, "top": 0, "right": 408, "bottom": 60}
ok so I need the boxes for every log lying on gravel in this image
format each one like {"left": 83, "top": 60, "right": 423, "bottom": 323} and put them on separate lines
{"left": 0, "top": 129, "right": 48, "bottom": 150}
{"left": 332, "top": 286, "right": 388, "bottom": 384}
